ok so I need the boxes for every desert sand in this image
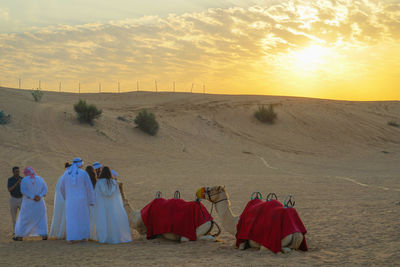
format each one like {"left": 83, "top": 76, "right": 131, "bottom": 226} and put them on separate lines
{"left": 0, "top": 87, "right": 399, "bottom": 266}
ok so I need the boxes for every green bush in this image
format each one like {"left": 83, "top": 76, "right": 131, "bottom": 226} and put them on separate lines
{"left": 0, "top": 110, "right": 11, "bottom": 125}
{"left": 31, "top": 90, "right": 44, "bottom": 102}
{"left": 74, "top": 99, "right": 102, "bottom": 125}
{"left": 134, "top": 109, "right": 159, "bottom": 136}
{"left": 254, "top": 104, "right": 277, "bottom": 124}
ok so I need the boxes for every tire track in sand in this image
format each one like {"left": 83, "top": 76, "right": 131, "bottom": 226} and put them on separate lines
{"left": 335, "top": 176, "right": 400, "bottom": 192}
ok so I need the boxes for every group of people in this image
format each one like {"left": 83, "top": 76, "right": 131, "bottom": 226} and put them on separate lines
{"left": 7, "top": 158, "right": 132, "bottom": 244}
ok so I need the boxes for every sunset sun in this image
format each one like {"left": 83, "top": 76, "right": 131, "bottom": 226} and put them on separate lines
{"left": 289, "top": 45, "right": 330, "bottom": 72}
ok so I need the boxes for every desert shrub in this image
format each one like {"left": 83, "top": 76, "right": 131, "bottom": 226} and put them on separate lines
{"left": 31, "top": 89, "right": 44, "bottom": 102}
{"left": 254, "top": 104, "right": 277, "bottom": 124}
{"left": 134, "top": 109, "right": 159, "bottom": 136}
{"left": 0, "top": 110, "right": 11, "bottom": 125}
{"left": 388, "top": 121, "right": 399, "bottom": 128}
{"left": 74, "top": 99, "right": 102, "bottom": 125}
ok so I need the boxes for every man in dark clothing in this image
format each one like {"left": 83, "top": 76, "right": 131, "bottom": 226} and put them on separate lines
{"left": 7, "top": 167, "right": 23, "bottom": 235}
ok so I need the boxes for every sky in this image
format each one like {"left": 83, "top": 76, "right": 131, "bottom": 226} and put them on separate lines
{"left": 0, "top": 0, "right": 399, "bottom": 100}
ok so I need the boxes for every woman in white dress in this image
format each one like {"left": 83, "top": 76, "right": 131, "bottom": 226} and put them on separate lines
{"left": 85, "top": 165, "right": 97, "bottom": 241}
{"left": 94, "top": 166, "right": 132, "bottom": 244}
{"left": 14, "top": 167, "right": 48, "bottom": 241}
{"left": 49, "top": 162, "right": 71, "bottom": 239}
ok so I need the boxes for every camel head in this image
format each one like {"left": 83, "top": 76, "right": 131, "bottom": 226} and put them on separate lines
{"left": 196, "top": 185, "right": 229, "bottom": 204}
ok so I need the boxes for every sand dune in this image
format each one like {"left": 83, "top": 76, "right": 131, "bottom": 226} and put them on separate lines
{"left": 1, "top": 87, "right": 399, "bottom": 266}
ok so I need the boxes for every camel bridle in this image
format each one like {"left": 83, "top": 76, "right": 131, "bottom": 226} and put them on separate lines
{"left": 204, "top": 187, "right": 227, "bottom": 238}
{"left": 204, "top": 187, "right": 228, "bottom": 205}
{"left": 195, "top": 187, "right": 226, "bottom": 238}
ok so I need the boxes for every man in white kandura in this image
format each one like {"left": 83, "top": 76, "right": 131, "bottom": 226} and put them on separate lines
{"left": 14, "top": 167, "right": 48, "bottom": 241}
{"left": 60, "top": 158, "right": 95, "bottom": 244}
{"left": 49, "top": 162, "right": 71, "bottom": 239}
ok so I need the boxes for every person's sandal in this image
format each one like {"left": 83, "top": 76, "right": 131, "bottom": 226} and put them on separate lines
{"left": 42, "top": 236, "right": 48, "bottom": 240}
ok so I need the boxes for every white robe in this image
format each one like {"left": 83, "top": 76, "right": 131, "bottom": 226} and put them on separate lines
{"left": 49, "top": 175, "right": 66, "bottom": 239}
{"left": 60, "top": 169, "right": 95, "bottom": 241}
{"left": 15, "top": 176, "right": 48, "bottom": 237}
{"left": 89, "top": 200, "right": 97, "bottom": 240}
{"left": 94, "top": 179, "right": 132, "bottom": 244}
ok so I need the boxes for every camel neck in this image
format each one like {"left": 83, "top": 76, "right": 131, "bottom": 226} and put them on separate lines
{"left": 215, "top": 197, "right": 238, "bottom": 236}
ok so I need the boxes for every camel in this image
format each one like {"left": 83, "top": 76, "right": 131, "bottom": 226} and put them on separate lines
{"left": 119, "top": 183, "right": 217, "bottom": 242}
{"left": 196, "top": 185, "right": 305, "bottom": 253}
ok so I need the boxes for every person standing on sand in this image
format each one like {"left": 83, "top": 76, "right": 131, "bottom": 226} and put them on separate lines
{"left": 93, "top": 162, "right": 102, "bottom": 178}
{"left": 94, "top": 166, "right": 132, "bottom": 244}
{"left": 49, "top": 162, "right": 71, "bottom": 239}
{"left": 7, "top": 166, "right": 24, "bottom": 237}
{"left": 60, "top": 157, "right": 95, "bottom": 244}
{"left": 14, "top": 167, "right": 48, "bottom": 241}
{"left": 85, "top": 165, "right": 98, "bottom": 241}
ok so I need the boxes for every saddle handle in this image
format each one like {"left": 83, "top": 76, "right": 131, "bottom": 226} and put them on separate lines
{"left": 251, "top": 191, "right": 263, "bottom": 200}
{"left": 284, "top": 194, "right": 295, "bottom": 208}
{"left": 174, "top": 190, "right": 181, "bottom": 199}
{"left": 155, "top": 191, "right": 162, "bottom": 199}
{"left": 266, "top": 193, "right": 278, "bottom": 202}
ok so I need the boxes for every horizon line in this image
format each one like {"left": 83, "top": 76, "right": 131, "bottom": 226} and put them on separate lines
{"left": 1, "top": 86, "right": 399, "bottom": 103}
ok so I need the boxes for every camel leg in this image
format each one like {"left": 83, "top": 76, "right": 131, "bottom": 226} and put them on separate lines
{"left": 195, "top": 221, "right": 216, "bottom": 241}
{"left": 198, "top": 235, "right": 216, "bottom": 241}
{"left": 281, "top": 234, "right": 293, "bottom": 247}
{"left": 250, "top": 241, "right": 277, "bottom": 253}
{"left": 162, "top": 233, "right": 181, "bottom": 241}
{"left": 180, "top": 236, "right": 189, "bottom": 242}
{"left": 196, "top": 221, "right": 212, "bottom": 236}
{"left": 245, "top": 240, "right": 269, "bottom": 251}
{"left": 281, "top": 234, "right": 296, "bottom": 253}
{"left": 288, "top": 232, "right": 303, "bottom": 250}
{"left": 249, "top": 240, "right": 261, "bottom": 248}
{"left": 239, "top": 242, "right": 247, "bottom": 250}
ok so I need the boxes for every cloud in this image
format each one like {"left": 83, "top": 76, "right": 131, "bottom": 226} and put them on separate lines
{"left": 0, "top": 0, "right": 399, "bottom": 98}
{"left": 0, "top": 8, "right": 9, "bottom": 20}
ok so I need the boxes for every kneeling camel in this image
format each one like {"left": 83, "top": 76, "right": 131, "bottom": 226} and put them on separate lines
{"left": 196, "top": 186, "right": 305, "bottom": 253}
{"left": 119, "top": 184, "right": 217, "bottom": 242}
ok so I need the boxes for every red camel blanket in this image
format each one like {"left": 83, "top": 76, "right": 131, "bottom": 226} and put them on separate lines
{"left": 236, "top": 199, "right": 308, "bottom": 253}
{"left": 141, "top": 198, "right": 213, "bottom": 241}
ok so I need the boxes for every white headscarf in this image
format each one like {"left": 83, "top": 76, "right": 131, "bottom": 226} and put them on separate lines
{"left": 68, "top": 157, "right": 83, "bottom": 185}
{"left": 93, "top": 162, "right": 102, "bottom": 170}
